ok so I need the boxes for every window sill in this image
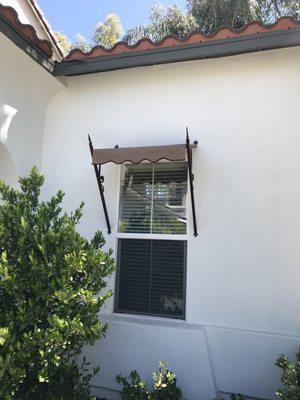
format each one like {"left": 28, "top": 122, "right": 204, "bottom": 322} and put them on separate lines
{"left": 116, "top": 232, "right": 188, "bottom": 241}
{"left": 99, "top": 312, "right": 204, "bottom": 331}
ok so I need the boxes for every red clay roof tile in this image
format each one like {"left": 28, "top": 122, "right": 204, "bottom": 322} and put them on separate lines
{"left": 65, "top": 17, "right": 300, "bottom": 62}
{"left": 0, "top": 4, "right": 53, "bottom": 58}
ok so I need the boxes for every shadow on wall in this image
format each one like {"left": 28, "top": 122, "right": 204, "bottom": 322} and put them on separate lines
{"left": 0, "top": 143, "right": 18, "bottom": 187}
{"left": 0, "top": 104, "right": 17, "bottom": 144}
{"left": 0, "top": 103, "right": 18, "bottom": 187}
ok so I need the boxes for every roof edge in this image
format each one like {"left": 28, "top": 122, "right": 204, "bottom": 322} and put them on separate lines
{"left": 0, "top": 4, "right": 54, "bottom": 73}
{"left": 54, "top": 26, "right": 300, "bottom": 77}
{"left": 0, "top": 4, "right": 53, "bottom": 57}
{"left": 26, "top": 0, "right": 64, "bottom": 58}
{"left": 65, "top": 16, "right": 300, "bottom": 62}
{"left": 1, "top": 4, "right": 300, "bottom": 78}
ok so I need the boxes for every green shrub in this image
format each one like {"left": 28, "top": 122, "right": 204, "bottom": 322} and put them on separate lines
{"left": 217, "top": 349, "right": 300, "bottom": 400}
{"left": 116, "top": 361, "right": 182, "bottom": 400}
{"left": 276, "top": 350, "right": 300, "bottom": 400}
{"left": 0, "top": 168, "right": 115, "bottom": 400}
{"left": 116, "top": 348, "right": 300, "bottom": 400}
{"left": 152, "top": 361, "right": 182, "bottom": 400}
{"left": 116, "top": 370, "right": 150, "bottom": 400}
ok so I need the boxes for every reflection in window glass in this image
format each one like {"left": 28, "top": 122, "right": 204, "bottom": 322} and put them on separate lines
{"left": 119, "top": 162, "right": 187, "bottom": 234}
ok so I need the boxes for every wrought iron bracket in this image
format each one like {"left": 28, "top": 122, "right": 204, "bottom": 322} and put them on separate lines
{"left": 186, "top": 128, "right": 198, "bottom": 237}
{"left": 88, "top": 135, "right": 112, "bottom": 235}
{"left": 89, "top": 131, "right": 197, "bottom": 237}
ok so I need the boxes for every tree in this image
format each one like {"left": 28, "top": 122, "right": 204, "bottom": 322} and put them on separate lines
{"left": 55, "top": 32, "right": 71, "bottom": 54}
{"left": 187, "top": 0, "right": 300, "bottom": 32}
{"left": 187, "top": 0, "right": 257, "bottom": 34}
{"left": 55, "top": 32, "right": 91, "bottom": 54}
{"left": 123, "top": 25, "right": 151, "bottom": 46}
{"left": 0, "top": 168, "right": 115, "bottom": 399}
{"left": 255, "top": 0, "right": 300, "bottom": 22}
{"left": 93, "top": 14, "right": 123, "bottom": 48}
{"left": 124, "top": 2, "right": 197, "bottom": 45}
{"left": 56, "top": 14, "right": 123, "bottom": 54}
{"left": 57, "top": 1, "right": 300, "bottom": 50}
{"left": 125, "top": 0, "right": 299, "bottom": 44}
{"left": 72, "top": 34, "right": 92, "bottom": 53}
{"left": 151, "top": 4, "right": 198, "bottom": 40}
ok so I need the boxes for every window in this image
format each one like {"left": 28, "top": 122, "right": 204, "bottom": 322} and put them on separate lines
{"left": 115, "top": 162, "right": 187, "bottom": 319}
{"left": 119, "top": 162, "right": 187, "bottom": 234}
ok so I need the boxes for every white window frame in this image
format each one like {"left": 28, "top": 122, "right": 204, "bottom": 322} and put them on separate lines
{"left": 113, "top": 161, "right": 190, "bottom": 320}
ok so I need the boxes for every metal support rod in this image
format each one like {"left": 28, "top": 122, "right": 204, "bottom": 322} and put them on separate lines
{"left": 186, "top": 128, "right": 198, "bottom": 237}
{"left": 88, "top": 135, "right": 112, "bottom": 235}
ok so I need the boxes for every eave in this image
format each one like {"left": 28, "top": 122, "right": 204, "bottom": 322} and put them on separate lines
{"left": 25, "top": 0, "right": 65, "bottom": 59}
{"left": 0, "top": 4, "right": 300, "bottom": 78}
{"left": 54, "top": 18, "right": 300, "bottom": 77}
{"left": 0, "top": 5, "right": 54, "bottom": 73}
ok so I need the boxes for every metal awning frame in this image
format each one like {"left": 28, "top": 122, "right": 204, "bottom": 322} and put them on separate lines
{"left": 88, "top": 128, "right": 198, "bottom": 236}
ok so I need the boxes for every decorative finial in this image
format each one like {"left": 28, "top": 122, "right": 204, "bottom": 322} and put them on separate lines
{"left": 88, "top": 135, "right": 94, "bottom": 156}
{"left": 186, "top": 126, "right": 189, "bottom": 141}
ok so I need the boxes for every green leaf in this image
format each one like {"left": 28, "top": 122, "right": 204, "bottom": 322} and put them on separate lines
{"left": 0, "top": 167, "right": 115, "bottom": 399}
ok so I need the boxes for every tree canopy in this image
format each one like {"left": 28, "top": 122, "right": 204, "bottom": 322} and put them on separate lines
{"left": 73, "top": 34, "right": 91, "bottom": 53}
{"left": 186, "top": 0, "right": 257, "bottom": 34}
{"left": 124, "top": 3, "right": 198, "bottom": 45}
{"left": 124, "top": 0, "right": 299, "bottom": 43}
{"left": 55, "top": 32, "right": 71, "bottom": 54}
{"left": 56, "top": 14, "right": 123, "bottom": 54}
{"left": 93, "top": 14, "right": 122, "bottom": 48}
{"left": 255, "top": 0, "right": 300, "bottom": 22}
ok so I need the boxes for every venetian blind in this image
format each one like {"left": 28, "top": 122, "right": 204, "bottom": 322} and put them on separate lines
{"left": 116, "top": 239, "right": 186, "bottom": 319}
{"left": 118, "top": 162, "right": 187, "bottom": 234}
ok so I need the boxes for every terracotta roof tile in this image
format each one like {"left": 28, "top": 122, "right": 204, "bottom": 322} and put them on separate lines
{"left": 65, "top": 17, "right": 300, "bottom": 62}
{"left": 0, "top": 4, "right": 53, "bottom": 58}
{"left": 26, "top": 0, "right": 64, "bottom": 58}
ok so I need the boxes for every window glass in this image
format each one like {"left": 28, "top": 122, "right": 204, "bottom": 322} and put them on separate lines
{"left": 116, "top": 239, "right": 186, "bottom": 319}
{"left": 152, "top": 162, "right": 187, "bottom": 234}
{"left": 119, "top": 162, "right": 187, "bottom": 234}
{"left": 116, "top": 162, "right": 188, "bottom": 319}
{"left": 119, "top": 163, "right": 153, "bottom": 233}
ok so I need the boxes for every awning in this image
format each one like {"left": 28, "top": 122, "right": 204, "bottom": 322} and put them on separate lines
{"left": 88, "top": 129, "right": 198, "bottom": 237}
{"left": 92, "top": 143, "right": 197, "bottom": 165}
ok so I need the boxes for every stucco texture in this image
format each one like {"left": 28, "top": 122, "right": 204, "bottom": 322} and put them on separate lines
{"left": 1, "top": 37, "right": 299, "bottom": 399}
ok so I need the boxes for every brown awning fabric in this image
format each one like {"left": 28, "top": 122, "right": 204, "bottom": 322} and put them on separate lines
{"left": 92, "top": 143, "right": 196, "bottom": 165}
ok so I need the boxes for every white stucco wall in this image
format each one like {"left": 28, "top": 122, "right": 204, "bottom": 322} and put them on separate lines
{"left": 41, "top": 46, "right": 300, "bottom": 400}
{"left": 0, "top": 143, "right": 18, "bottom": 186}
{"left": 0, "top": 32, "right": 63, "bottom": 180}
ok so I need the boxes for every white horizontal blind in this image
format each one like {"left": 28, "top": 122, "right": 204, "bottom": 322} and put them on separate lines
{"left": 118, "top": 162, "right": 187, "bottom": 234}
{"left": 119, "top": 163, "right": 153, "bottom": 233}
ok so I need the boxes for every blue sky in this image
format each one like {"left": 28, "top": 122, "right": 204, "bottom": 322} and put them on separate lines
{"left": 38, "top": 0, "right": 187, "bottom": 42}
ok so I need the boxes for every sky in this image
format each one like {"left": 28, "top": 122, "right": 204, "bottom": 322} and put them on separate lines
{"left": 38, "top": 0, "right": 187, "bottom": 42}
